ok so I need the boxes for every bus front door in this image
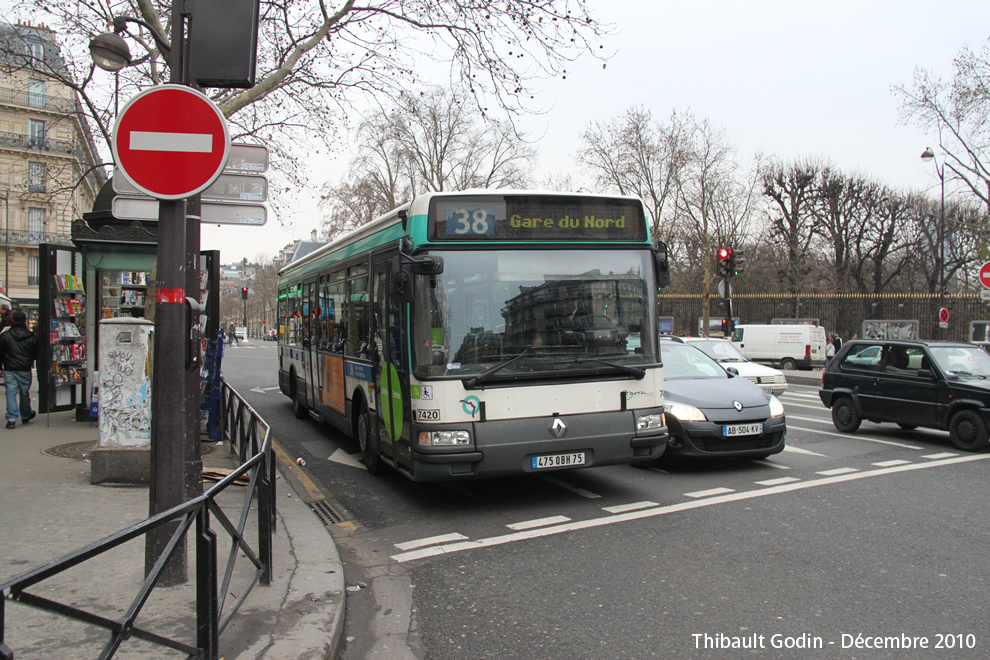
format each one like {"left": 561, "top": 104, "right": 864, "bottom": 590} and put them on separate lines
{"left": 370, "top": 260, "right": 410, "bottom": 471}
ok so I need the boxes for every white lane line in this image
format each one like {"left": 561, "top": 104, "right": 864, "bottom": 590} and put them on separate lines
{"left": 684, "top": 487, "right": 735, "bottom": 499}
{"left": 923, "top": 452, "right": 959, "bottom": 460}
{"left": 755, "top": 477, "right": 801, "bottom": 486}
{"left": 507, "top": 516, "right": 571, "bottom": 531}
{"left": 784, "top": 402, "right": 830, "bottom": 411}
{"left": 394, "top": 533, "right": 469, "bottom": 551}
{"left": 390, "top": 453, "right": 990, "bottom": 563}
{"left": 873, "top": 459, "right": 911, "bottom": 467}
{"left": 816, "top": 467, "right": 859, "bottom": 476}
{"left": 539, "top": 475, "right": 602, "bottom": 499}
{"left": 750, "top": 459, "right": 790, "bottom": 469}
{"left": 783, "top": 445, "right": 828, "bottom": 457}
{"left": 781, "top": 392, "right": 823, "bottom": 400}
{"left": 788, "top": 414, "right": 836, "bottom": 423}
{"left": 602, "top": 501, "right": 659, "bottom": 514}
{"left": 788, "top": 425, "right": 924, "bottom": 450}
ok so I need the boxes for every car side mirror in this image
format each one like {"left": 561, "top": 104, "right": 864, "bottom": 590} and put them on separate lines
{"left": 917, "top": 368, "right": 934, "bottom": 380}
{"left": 725, "top": 366, "right": 739, "bottom": 376}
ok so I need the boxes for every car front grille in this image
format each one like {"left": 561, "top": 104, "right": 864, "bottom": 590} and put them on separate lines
{"left": 695, "top": 431, "right": 782, "bottom": 453}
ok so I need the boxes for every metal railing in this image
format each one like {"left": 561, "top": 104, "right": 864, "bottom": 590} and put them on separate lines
{"left": 0, "top": 86, "right": 80, "bottom": 114}
{"left": 0, "top": 130, "right": 75, "bottom": 155}
{"left": 0, "top": 378, "right": 276, "bottom": 660}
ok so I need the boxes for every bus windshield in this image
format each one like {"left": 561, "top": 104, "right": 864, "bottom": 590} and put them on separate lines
{"left": 412, "top": 249, "right": 658, "bottom": 380}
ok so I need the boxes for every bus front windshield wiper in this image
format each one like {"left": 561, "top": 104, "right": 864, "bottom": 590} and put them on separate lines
{"left": 571, "top": 357, "right": 646, "bottom": 379}
{"left": 464, "top": 347, "right": 534, "bottom": 388}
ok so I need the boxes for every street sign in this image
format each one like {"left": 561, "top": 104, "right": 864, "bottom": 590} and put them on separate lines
{"left": 939, "top": 307, "right": 950, "bottom": 328}
{"left": 981, "top": 290, "right": 990, "bottom": 302}
{"left": 112, "top": 196, "right": 267, "bottom": 226}
{"left": 227, "top": 143, "right": 269, "bottom": 173}
{"left": 980, "top": 261, "right": 990, "bottom": 289}
{"left": 112, "top": 85, "right": 230, "bottom": 200}
{"left": 717, "top": 279, "right": 732, "bottom": 299}
{"left": 114, "top": 168, "right": 267, "bottom": 203}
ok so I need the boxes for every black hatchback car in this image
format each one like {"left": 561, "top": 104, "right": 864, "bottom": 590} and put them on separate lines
{"left": 819, "top": 339, "right": 990, "bottom": 451}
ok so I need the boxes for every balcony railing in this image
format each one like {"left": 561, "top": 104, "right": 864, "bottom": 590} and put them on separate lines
{"left": 1, "top": 230, "right": 73, "bottom": 247}
{"left": 0, "top": 131, "right": 75, "bottom": 155}
{"left": 0, "top": 87, "right": 79, "bottom": 114}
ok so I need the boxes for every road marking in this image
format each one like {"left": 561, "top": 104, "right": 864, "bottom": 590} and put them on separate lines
{"left": 250, "top": 385, "right": 281, "bottom": 393}
{"left": 781, "top": 392, "right": 822, "bottom": 400}
{"left": 816, "top": 467, "right": 859, "bottom": 476}
{"left": 390, "top": 453, "right": 990, "bottom": 563}
{"left": 328, "top": 449, "right": 366, "bottom": 470}
{"left": 788, "top": 425, "right": 924, "bottom": 449}
{"left": 394, "top": 533, "right": 469, "bottom": 551}
{"left": 272, "top": 441, "right": 327, "bottom": 502}
{"left": 784, "top": 402, "right": 830, "bottom": 411}
{"left": 923, "top": 452, "right": 958, "bottom": 460}
{"left": 755, "top": 477, "right": 801, "bottom": 486}
{"left": 684, "top": 487, "right": 735, "bottom": 498}
{"left": 602, "top": 501, "right": 659, "bottom": 514}
{"left": 787, "top": 414, "right": 835, "bottom": 424}
{"left": 783, "top": 445, "right": 827, "bottom": 457}
{"left": 750, "top": 458, "right": 790, "bottom": 469}
{"left": 539, "top": 475, "right": 601, "bottom": 498}
{"left": 507, "top": 516, "right": 571, "bottom": 531}
{"left": 873, "top": 459, "right": 911, "bottom": 467}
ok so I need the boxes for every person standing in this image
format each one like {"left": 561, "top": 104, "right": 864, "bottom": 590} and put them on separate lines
{"left": 0, "top": 310, "right": 38, "bottom": 428}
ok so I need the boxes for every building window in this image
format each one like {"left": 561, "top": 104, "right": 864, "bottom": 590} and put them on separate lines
{"left": 28, "top": 162, "right": 46, "bottom": 193}
{"left": 28, "top": 207, "right": 45, "bottom": 243}
{"left": 28, "top": 119, "right": 46, "bottom": 149}
{"left": 28, "top": 78, "right": 46, "bottom": 108}
{"left": 28, "top": 255, "right": 39, "bottom": 286}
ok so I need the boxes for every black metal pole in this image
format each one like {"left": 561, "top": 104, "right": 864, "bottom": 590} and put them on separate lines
{"left": 147, "top": 0, "right": 190, "bottom": 584}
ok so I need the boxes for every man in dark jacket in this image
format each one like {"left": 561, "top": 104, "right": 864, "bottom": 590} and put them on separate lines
{"left": 0, "top": 310, "right": 39, "bottom": 428}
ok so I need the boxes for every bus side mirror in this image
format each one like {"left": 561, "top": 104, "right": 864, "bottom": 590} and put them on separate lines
{"left": 654, "top": 242, "right": 670, "bottom": 288}
{"left": 391, "top": 254, "right": 444, "bottom": 305}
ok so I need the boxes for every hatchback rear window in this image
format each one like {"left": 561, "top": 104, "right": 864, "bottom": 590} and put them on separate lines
{"left": 839, "top": 344, "right": 883, "bottom": 371}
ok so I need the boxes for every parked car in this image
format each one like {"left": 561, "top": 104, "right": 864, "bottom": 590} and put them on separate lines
{"left": 681, "top": 337, "right": 788, "bottom": 396}
{"left": 657, "top": 342, "right": 787, "bottom": 459}
{"left": 730, "top": 324, "right": 827, "bottom": 370}
{"left": 819, "top": 339, "right": 990, "bottom": 451}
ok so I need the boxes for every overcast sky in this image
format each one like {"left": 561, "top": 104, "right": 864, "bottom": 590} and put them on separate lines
{"left": 195, "top": 0, "right": 990, "bottom": 263}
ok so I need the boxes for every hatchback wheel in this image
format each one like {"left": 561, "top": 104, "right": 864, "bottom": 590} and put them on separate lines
{"left": 949, "top": 410, "right": 989, "bottom": 452}
{"left": 831, "top": 396, "right": 861, "bottom": 433}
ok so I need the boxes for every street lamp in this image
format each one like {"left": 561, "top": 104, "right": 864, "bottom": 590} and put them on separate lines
{"left": 0, "top": 191, "right": 8, "bottom": 295}
{"left": 88, "top": 16, "right": 172, "bottom": 72}
{"left": 921, "top": 147, "right": 946, "bottom": 334}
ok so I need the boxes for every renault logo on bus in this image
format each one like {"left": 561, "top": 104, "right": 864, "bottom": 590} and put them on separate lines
{"left": 550, "top": 418, "right": 567, "bottom": 438}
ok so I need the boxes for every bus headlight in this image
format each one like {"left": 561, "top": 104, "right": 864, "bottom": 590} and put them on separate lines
{"left": 665, "top": 402, "right": 707, "bottom": 422}
{"left": 769, "top": 395, "right": 785, "bottom": 418}
{"left": 637, "top": 413, "right": 666, "bottom": 431}
{"left": 418, "top": 430, "right": 471, "bottom": 446}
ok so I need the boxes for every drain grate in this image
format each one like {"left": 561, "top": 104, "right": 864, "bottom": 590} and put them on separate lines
{"left": 309, "top": 499, "right": 346, "bottom": 527}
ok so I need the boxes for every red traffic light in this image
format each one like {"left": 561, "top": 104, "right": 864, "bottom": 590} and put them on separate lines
{"left": 718, "top": 247, "right": 732, "bottom": 261}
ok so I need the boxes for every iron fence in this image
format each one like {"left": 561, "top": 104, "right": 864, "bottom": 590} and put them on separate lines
{"left": 0, "top": 378, "right": 275, "bottom": 660}
{"left": 659, "top": 292, "right": 988, "bottom": 343}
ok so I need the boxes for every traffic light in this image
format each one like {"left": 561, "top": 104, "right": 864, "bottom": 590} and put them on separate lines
{"left": 721, "top": 317, "right": 734, "bottom": 335}
{"left": 717, "top": 247, "right": 733, "bottom": 277}
{"left": 732, "top": 249, "right": 745, "bottom": 276}
{"left": 241, "top": 286, "right": 248, "bottom": 300}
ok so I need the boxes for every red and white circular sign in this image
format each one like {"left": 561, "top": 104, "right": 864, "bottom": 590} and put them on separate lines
{"left": 112, "top": 85, "right": 230, "bottom": 200}
{"left": 939, "top": 307, "right": 950, "bottom": 323}
{"left": 979, "top": 262, "right": 990, "bottom": 289}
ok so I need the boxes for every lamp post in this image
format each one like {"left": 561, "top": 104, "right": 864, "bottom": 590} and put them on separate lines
{"left": 921, "top": 147, "right": 946, "bottom": 336}
{"left": 0, "top": 191, "right": 8, "bottom": 295}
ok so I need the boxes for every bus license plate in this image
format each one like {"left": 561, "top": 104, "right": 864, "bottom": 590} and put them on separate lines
{"left": 532, "top": 452, "right": 586, "bottom": 470}
{"left": 723, "top": 423, "right": 763, "bottom": 437}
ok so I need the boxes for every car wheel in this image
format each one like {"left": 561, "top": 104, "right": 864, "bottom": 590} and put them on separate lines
{"left": 831, "top": 396, "right": 861, "bottom": 433}
{"left": 357, "top": 408, "right": 383, "bottom": 475}
{"left": 948, "top": 410, "right": 989, "bottom": 452}
{"left": 897, "top": 423, "right": 918, "bottom": 430}
{"left": 780, "top": 358, "right": 797, "bottom": 371}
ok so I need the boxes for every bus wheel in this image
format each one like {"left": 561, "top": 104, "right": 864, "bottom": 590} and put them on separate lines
{"left": 357, "top": 409, "right": 382, "bottom": 475}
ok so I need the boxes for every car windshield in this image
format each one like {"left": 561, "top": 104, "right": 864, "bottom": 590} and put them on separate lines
{"left": 929, "top": 345, "right": 990, "bottom": 378}
{"left": 411, "top": 249, "right": 657, "bottom": 379}
{"left": 688, "top": 339, "right": 747, "bottom": 362}
{"left": 660, "top": 343, "right": 729, "bottom": 380}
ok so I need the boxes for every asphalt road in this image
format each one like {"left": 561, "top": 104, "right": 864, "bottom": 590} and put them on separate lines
{"left": 222, "top": 342, "right": 990, "bottom": 659}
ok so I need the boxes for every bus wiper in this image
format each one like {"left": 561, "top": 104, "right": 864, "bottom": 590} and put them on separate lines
{"left": 464, "top": 347, "right": 534, "bottom": 388}
{"left": 573, "top": 357, "right": 646, "bottom": 379}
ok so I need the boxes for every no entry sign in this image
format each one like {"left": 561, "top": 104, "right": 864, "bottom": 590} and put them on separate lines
{"left": 979, "top": 261, "right": 990, "bottom": 289}
{"left": 112, "top": 85, "right": 230, "bottom": 200}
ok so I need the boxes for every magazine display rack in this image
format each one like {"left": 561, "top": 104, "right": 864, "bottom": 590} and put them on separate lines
{"left": 51, "top": 274, "right": 87, "bottom": 386}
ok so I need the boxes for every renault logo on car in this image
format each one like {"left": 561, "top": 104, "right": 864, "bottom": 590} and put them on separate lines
{"left": 550, "top": 418, "right": 567, "bottom": 438}
{"left": 733, "top": 401, "right": 743, "bottom": 412}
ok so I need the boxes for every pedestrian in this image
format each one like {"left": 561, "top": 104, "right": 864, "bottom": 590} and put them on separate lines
{"left": 0, "top": 310, "right": 38, "bottom": 428}
{"left": 826, "top": 340, "right": 835, "bottom": 363}
{"left": 228, "top": 323, "right": 239, "bottom": 345}
{"left": 0, "top": 304, "right": 11, "bottom": 333}
{"left": 832, "top": 333, "right": 843, "bottom": 352}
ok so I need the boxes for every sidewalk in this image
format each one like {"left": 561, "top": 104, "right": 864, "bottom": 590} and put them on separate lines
{"left": 0, "top": 392, "right": 344, "bottom": 659}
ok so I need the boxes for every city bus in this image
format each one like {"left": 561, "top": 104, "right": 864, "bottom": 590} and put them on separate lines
{"left": 277, "top": 190, "right": 670, "bottom": 481}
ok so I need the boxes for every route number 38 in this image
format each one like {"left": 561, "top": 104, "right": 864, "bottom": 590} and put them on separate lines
{"left": 450, "top": 208, "right": 492, "bottom": 235}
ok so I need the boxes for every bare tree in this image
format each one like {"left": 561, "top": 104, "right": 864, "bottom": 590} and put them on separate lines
{"left": 4, "top": 0, "right": 610, "bottom": 210}
{"left": 760, "top": 159, "right": 823, "bottom": 294}
{"left": 894, "top": 37, "right": 990, "bottom": 212}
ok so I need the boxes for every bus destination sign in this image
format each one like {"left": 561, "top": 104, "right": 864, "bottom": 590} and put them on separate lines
{"left": 429, "top": 196, "right": 647, "bottom": 242}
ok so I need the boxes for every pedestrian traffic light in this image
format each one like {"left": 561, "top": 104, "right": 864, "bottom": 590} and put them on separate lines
{"left": 241, "top": 286, "right": 248, "bottom": 300}
{"left": 732, "top": 249, "right": 745, "bottom": 276}
{"left": 717, "top": 247, "right": 733, "bottom": 277}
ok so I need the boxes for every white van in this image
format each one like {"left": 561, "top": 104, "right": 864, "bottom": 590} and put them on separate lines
{"left": 730, "top": 324, "right": 827, "bottom": 370}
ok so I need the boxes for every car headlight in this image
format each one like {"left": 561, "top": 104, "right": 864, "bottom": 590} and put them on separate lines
{"left": 665, "top": 402, "right": 707, "bottom": 422}
{"left": 418, "top": 430, "right": 471, "bottom": 446}
{"left": 637, "top": 413, "right": 666, "bottom": 431}
{"left": 769, "top": 395, "right": 785, "bottom": 418}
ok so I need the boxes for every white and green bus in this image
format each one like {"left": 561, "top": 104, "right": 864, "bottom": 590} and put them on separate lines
{"left": 277, "top": 190, "right": 670, "bottom": 481}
